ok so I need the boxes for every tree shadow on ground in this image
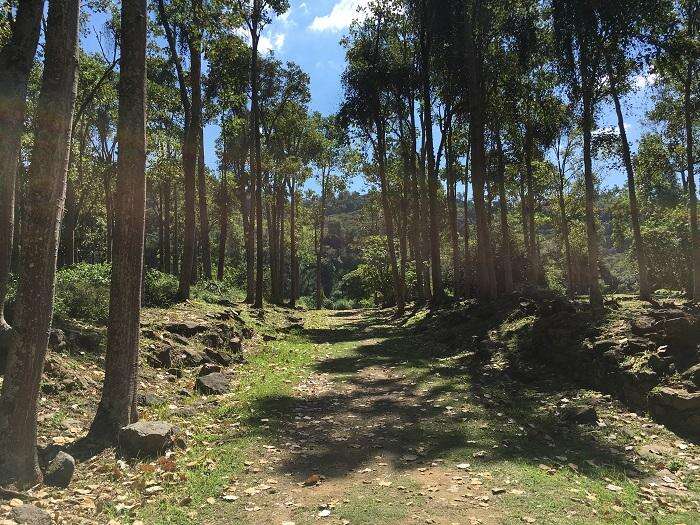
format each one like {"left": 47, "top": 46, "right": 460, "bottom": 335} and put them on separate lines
{"left": 243, "top": 300, "right": 640, "bottom": 485}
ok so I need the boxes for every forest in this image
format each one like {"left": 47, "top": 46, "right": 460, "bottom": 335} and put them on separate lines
{"left": 0, "top": 0, "right": 699, "bottom": 524}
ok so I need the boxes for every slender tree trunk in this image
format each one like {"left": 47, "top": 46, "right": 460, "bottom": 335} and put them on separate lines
{"left": 0, "top": 0, "right": 45, "bottom": 331}
{"left": 496, "top": 132, "right": 513, "bottom": 294}
{"left": 250, "top": 22, "right": 265, "bottom": 308}
{"left": 289, "top": 178, "right": 298, "bottom": 307}
{"left": 607, "top": 59, "right": 651, "bottom": 299}
{"left": 89, "top": 0, "right": 146, "bottom": 443}
{"left": 315, "top": 171, "right": 327, "bottom": 309}
{"left": 463, "top": 155, "right": 472, "bottom": 296}
{"left": 244, "top": 181, "right": 255, "bottom": 303}
{"left": 0, "top": 0, "right": 79, "bottom": 485}
{"left": 217, "top": 172, "right": 229, "bottom": 281}
{"left": 377, "top": 119, "right": 405, "bottom": 313}
{"left": 158, "top": 182, "right": 165, "bottom": 271}
{"left": 581, "top": 86, "right": 603, "bottom": 306}
{"left": 173, "top": 187, "right": 179, "bottom": 274}
{"left": 279, "top": 186, "right": 286, "bottom": 302}
{"left": 446, "top": 136, "right": 460, "bottom": 298}
{"left": 524, "top": 124, "right": 540, "bottom": 283}
{"left": 557, "top": 163, "right": 574, "bottom": 296}
{"left": 408, "top": 103, "right": 426, "bottom": 304}
{"left": 163, "top": 178, "right": 172, "bottom": 273}
{"left": 685, "top": 62, "right": 700, "bottom": 299}
{"left": 198, "top": 126, "right": 212, "bottom": 280}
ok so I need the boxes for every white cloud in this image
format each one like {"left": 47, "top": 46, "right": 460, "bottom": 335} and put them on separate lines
{"left": 593, "top": 123, "right": 632, "bottom": 137}
{"left": 299, "top": 2, "right": 308, "bottom": 13}
{"left": 259, "top": 32, "right": 286, "bottom": 53}
{"left": 309, "top": 0, "right": 371, "bottom": 32}
{"left": 277, "top": 8, "right": 295, "bottom": 25}
{"left": 634, "top": 72, "right": 658, "bottom": 90}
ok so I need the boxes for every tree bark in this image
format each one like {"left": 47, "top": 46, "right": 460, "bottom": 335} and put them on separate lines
{"left": 289, "top": 177, "right": 299, "bottom": 307}
{"left": 89, "top": 0, "right": 147, "bottom": 443}
{"left": 0, "top": 0, "right": 45, "bottom": 330}
{"left": 685, "top": 61, "right": 700, "bottom": 299}
{"left": 250, "top": 8, "right": 265, "bottom": 309}
{"left": 581, "top": 85, "right": 603, "bottom": 306}
{"left": 217, "top": 171, "right": 229, "bottom": 281}
{"left": 198, "top": 126, "right": 212, "bottom": 280}
{"left": 495, "top": 132, "right": 513, "bottom": 294}
{"left": 315, "top": 170, "right": 327, "bottom": 309}
{"left": 0, "top": 0, "right": 80, "bottom": 486}
{"left": 606, "top": 57, "right": 651, "bottom": 300}
{"left": 557, "top": 152, "right": 574, "bottom": 296}
{"left": 163, "top": 178, "right": 172, "bottom": 273}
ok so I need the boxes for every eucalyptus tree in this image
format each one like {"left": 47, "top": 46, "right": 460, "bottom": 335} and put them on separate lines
{"left": 653, "top": 0, "right": 700, "bottom": 298}
{"left": 0, "top": 0, "right": 44, "bottom": 338}
{"left": 0, "top": 0, "right": 80, "bottom": 486}
{"left": 236, "top": 0, "right": 290, "bottom": 308}
{"left": 341, "top": 6, "right": 406, "bottom": 313}
{"left": 552, "top": 0, "right": 608, "bottom": 306}
{"left": 89, "top": 0, "right": 148, "bottom": 443}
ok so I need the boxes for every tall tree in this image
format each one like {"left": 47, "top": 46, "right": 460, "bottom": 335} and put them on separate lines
{"left": 88, "top": 0, "right": 147, "bottom": 443}
{"left": 0, "top": 0, "right": 80, "bottom": 485}
{"left": 0, "top": 0, "right": 45, "bottom": 338}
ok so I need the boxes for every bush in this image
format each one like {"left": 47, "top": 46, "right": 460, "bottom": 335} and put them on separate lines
{"left": 54, "top": 263, "right": 111, "bottom": 323}
{"left": 143, "top": 269, "right": 179, "bottom": 307}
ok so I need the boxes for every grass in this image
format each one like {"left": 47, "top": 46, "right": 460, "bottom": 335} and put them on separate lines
{"left": 118, "top": 304, "right": 699, "bottom": 525}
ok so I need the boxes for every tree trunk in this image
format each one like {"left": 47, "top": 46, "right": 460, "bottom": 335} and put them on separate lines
{"left": 581, "top": 86, "right": 603, "bottom": 307}
{"left": 496, "top": 132, "right": 513, "bottom": 294}
{"left": 244, "top": 181, "right": 255, "bottom": 303}
{"left": 198, "top": 126, "right": 212, "bottom": 280}
{"left": 0, "top": 0, "right": 45, "bottom": 330}
{"left": 0, "top": 0, "right": 79, "bottom": 485}
{"left": 173, "top": 186, "right": 179, "bottom": 274}
{"left": 315, "top": 171, "right": 327, "bottom": 309}
{"left": 289, "top": 178, "right": 298, "bottom": 307}
{"left": 524, "top": 124, "right": 541, "bottom": 283}
{"left": 163, "top": 178, "right": 172, "bottom": 273}
{"left": 217, "top": 171, "right": 229, "bottom": 281}
{"left": 557, "top": 161, "right": 574, "bottom": 296}
{"left": 377, "top": 119, "right": 405, "bottom": 313}
{"left": 250, "top": 25, "right": 264, "bottom": 309}
{"left": 685, "top": 62, "right": 700, "bottom": 299}
{"left": 88, "top": 0, "right": 147, "bottom": 443}
{"left": 607, "top": 58, "right": 651, "bottom": 299}
{"left": 446, "top": 133, "right": 460, "bottom": 297}
{"left": 463, "top": 155, "right": 472, "bottom": 296}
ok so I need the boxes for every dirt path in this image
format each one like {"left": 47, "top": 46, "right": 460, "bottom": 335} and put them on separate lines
{"left": 215, "top": 309, "right": 698, "bottom": 525}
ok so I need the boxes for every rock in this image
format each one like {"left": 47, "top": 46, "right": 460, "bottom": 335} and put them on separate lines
{"left": 118, "top": 421, "right": 175, "bottom": 458}
{"left": 65, "top": 329, "right": 102, "bottom": 352}
{"left": 147, "top": 345, "right": 173, "bottom": 369}
{"left": 631, "top": 316, "right": 659, "bottom": 335}
{"left": 262, "top": 333, "right": 278, "bottom": 341}
{"left": 43, "top": 451, "right": 75, "bottom": 488}
{"left": 10, "top": 505, "right": 51, "bottom": 525}
{"left": 242, "top": 327, "right": 254, "bottom": 339}
{"left": 198, "top": 363, "right": 222, "bottom": 377}
{"left": 137, "top": 393, "right": 163, "bottom": 407}
{"left": 564, "top": 405, "right": 598, "bottom": 425}
{"left": 648, "top": 386, "right": 700, "bottom": 439}
{"left": 196, "top": 372, "right": 230, "bottom": 395}
{"left": 204, "top": 348, "right": 232, "bottom": 366}
{"left": 202, "top": 332, "right": 224, "bottom": 348}
{"left": 664, "top": 316, "right": 700, "bottom": 347}
{"left": 228, "top": 336, "right": 243, "bottom": 353}
{"left": 164, "top": 321, "right": 209, "bottom": 337}
{"left": 48, "top": 329, "right": 65, "bottom": 350}
{"left": 681, "top": 363, "right": 700, "bottom": 389}
{"left": 178, "top": 347, "right": 205, "bottom": 367}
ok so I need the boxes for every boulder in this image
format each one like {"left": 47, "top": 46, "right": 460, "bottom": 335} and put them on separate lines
{"left": 178, "top": 347, "right": 205, "bottom": 367}
{"left": 228, "top": 336, "right": 243, "bottom": 353}
{"left": 664, "top": 316, "right": 700, "bottom": 347}
{"left": 202, "top": 332, "right": 224, "bottom": 348}
{"left": 648, "top": 386, "right": 700, "bottom": 439}
{"left": 681, "top": 363, "right": 700, "bottom": 390}
{"left": 204, "top": 348, "right": 232, "bottom": 366}
{"left": 10, "top": 505, "right": 51, "bottom": 525}
{"left": 196, "top": 372, "right": 230, "bottom": 395}
{"left": 118, "top": 421, "right": 175, "bottom": 458}
{"left": 147, "top": 345, "right": 173, "bottom": 369}
{"left": 164, "top": 321, "right": 209, "bottom": 337}
{"left": 65, "top": 329, "right": 102, "bottom": 352}
{"left": 43, "top": 450, "right": 75, "bottom": 488}
{"left": 137, "top": 393, "right": 164, "bottom": 407}
{"left": 564, "top": 405, "right": 598, "bottom": 425}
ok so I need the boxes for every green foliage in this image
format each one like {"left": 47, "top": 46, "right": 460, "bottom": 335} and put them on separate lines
{"left": 143, "top": 269, "right": 180, "bottom": 307}
{"left": 54, "top": 263, "right": 112, "bottom": 323}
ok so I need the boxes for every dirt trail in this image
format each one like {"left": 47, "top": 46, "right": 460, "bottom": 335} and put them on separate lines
{"left": 219, "top": 309, "right": 698, "bottom": 525}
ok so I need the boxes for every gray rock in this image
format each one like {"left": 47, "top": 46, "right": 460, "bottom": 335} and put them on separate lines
{"left": 11, "top": 504, "right": 52, "bottom": 525}
{"left": 164, "top": 321, "right": 209, "bottom": 337}
{"left": 681, "top": 363, "right": 700, "bottom": 388}
{"left": 204, "top": 348, "right": 231, "bottom": 366}
{"left": 196, "top": 372, "right": 230, "bottom": 395}
{"left": 48, "top": 329, "right": 65, "bottom": 350}
{"left": 228, "top": 336, "right": 243, "bottom": 353}
{"left": 118, "top": 421, "right": 175, "bottom": 458}
{"left": 43, "top": 450, "right": 75, "bottom": 488}
{"left": 564, "top": 405, "right": 598, "bottom": 425}
{"left": 178, "top": 347, "right": 205, "bottom": 367}
{"left": 648, "top": 386, "right": 700, "bottom": 439}
{"left": 137, "top": 393, "right": 164, "bottom": 407}
{"left": 198, "top": 363, "right": 222, "bottom": 377}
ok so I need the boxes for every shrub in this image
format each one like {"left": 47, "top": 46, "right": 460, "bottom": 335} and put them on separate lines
{"left": 143, "top": 269, "right": 179, "bottom": 307}
{"left": 54, "top": 263, "right": 111, "bottom": 323}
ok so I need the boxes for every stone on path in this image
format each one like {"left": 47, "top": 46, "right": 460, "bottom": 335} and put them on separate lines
{"left": 119, "top": 421, "right": 175, "bottom": 458}
{"left": 10, "top": 505, "right": 51, "bottom": 525}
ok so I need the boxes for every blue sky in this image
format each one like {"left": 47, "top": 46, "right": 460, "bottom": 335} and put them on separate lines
{"left": 83, "top": 0, "right": 659, "bottom": 192}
